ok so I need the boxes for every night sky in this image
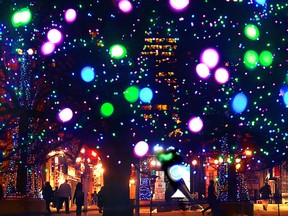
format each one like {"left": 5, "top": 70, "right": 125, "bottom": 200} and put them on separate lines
{"left": 0, "top": 0, "right": 288, "bottom": 168}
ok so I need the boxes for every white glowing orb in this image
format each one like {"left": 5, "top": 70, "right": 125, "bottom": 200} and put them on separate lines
{"left": 169, "top": 0, "right": 189, "bottom": 12}
{"left": 65, "top": 8, "right": 77, "bottom": 23}
{"left": 214, "top": 67, "right": 229, "bottom": 84}
{"left": 168, "top": 165, "right": 183, "bottom": 181}
{"left": 58, "top": 108, "right": 73, "bottom": 123}
{"left": 41, "top": 41, "right": 55, "bottom": 56}
{"left": 47, "top": 29, "right": 62, "bottom": 44}
{"left": 118, "top": 0, "right": 133, "bottom": 13}
{"left": 188, "top": 116, "right": 203, "bottom": 133}
{"left": 196, "top": 63, "right": 210, "bottom": 79}
{"left": 134, "top": 141, "right": 149, "bottom": 157}
{"left": 200, "top": 48, "right": 220, "bottom": 69}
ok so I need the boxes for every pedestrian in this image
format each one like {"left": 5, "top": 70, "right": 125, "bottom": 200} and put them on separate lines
{"left": 202, "top": 180, "right": 218, "bottom": 215}
{"left": 97, "top": 186, "right": 105, "bottom": 213}
{"left": 53, "top": 186, "right": 59, "bottom": 208}
{"left": 42, "top": 182, "right": 54, "bottom": 213}
{"left": 57, "top": 179, "right": 72, "bottom": 214}
{"left": 92, "top": 191, "right": 98, "bottom": 205}
{"left": 73, "top": 182, "right": 84, "bottom": 216}
{"left": 259, "top": 180, "right": 272, "bottom": 211}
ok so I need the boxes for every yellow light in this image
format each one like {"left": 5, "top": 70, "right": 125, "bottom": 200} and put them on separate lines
{"left": 150, "top": 160, "right": 157, "bottom": 166}
{"left": 214, "top": 159, "right": 219, "bottom": 165}
{"left": 235, "top": 158, "right": 241, "bottom": 163}
{"left": 130, "top": 179, "right": 135, "bottom": 184}
{"left": 236, "top": 163, "right": 241, "bottom": 170}
{"left": 80, "top": 148, "right": 85, "bottom": 154}
{"left": 192, "top": 159, "right": 197, "bottom": 166}
{"left": 76, "top": 157, "right": 81, "bottom": 163}
{"left": 245, "top": 150, "right": 252, "bottom": 156}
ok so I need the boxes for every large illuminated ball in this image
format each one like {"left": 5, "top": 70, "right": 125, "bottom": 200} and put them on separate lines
{"left": 81, "top": 66, "right": 95, "bottom": 82}
{"left": 232, "top": 93, "right": 248, "bottom": 113}
{"left": 100, "top": 102, "right": 114, "bottom": 117}
{"left": 109, "top": 44, "right": 127, "bottom": 59}
{"left": 169, "top": 0, "right": 189, "bottom": 12}
{"left": 188, "top": 116, "right": 203, "bottom": 133}
{"left": 124, "top": 86, "right": 139, "bottom": 103}
{"left": 280, "top": 85, "right": 288, "bottom": 96}
{"left": 134, "top": 141, "right": 149, "bottom": 157}
{"left": 284, "top": 92, "right": 288, "bottom": 106}
{"left": 259, "top": 50, "right": 273, "bottom": 67}
{"left": 243, "top": 50, "right": 258, "bottom": 69}
{"left": 65, "top": 8, "right": 77, "bottom": 23}
{"left": 139, "top": 87, "right": 153, "bottom": 103}
{"left": 58, "top": 108, "right": 73, "bottom": 123}
{"left": 196, "top": 63, "right": 210, "bottom": 79}
{"left": 47, "top": 29, "right": 62, "bottom": 44}
{"left": 214, "top": 67, "right": 229, "bottom": 84}
{"left": 244, "top": 24, "right": 260, "bottom": 40}
{"left": 118, "top": 0, "right": 133, "bottom": 13}
{"left": 11, "top": 8, "right": 32, "bottom": 27}
{"left": 168, "top": 165, "right": 183, "bottom": 182}
{"left": 255, "top": 0, "right": 266, "bottom": 6}
{"left": 200, "top": 48, "right": 219, "bottom": 69}
{"left": 41, "top": 41, "right": 55, "bottom": 56}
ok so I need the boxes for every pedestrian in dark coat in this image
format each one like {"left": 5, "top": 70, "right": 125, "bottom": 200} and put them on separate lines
{"left": 97, "top": 186, "right": 105, "bottom": 213}
{"left": 42, "top": 182, "right": 54, "bottom": 212}
{"left": 259, "top": 181, "right": 272, "bottom": 211}
{"left": 73, "top": 182, "right": 84, "bottom": 216}
{"left": 202, "top": 180, "right": 218, "bottom": 215}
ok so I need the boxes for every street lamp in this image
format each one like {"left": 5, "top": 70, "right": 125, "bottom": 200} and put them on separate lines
{"left": 192, "top": 159, "right": 197, "bottom": 195}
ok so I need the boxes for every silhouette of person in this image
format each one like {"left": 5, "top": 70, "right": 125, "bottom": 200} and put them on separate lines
{"left": 202, "top": 180, "right": 217, "bottom": 215}
{"left": 57, "top": 179, "right": 72, "bottom": 213}
{"left": 73, "top": 182, "right": 84, "bottom": 216}
{"left": 97, "top": 186, "right": 105, "bottom": 213}
{"left": 42, "top": 182, "right": 54, "bottom": 212}
{"left": 0, "top": 184, "right": 4, "bottom": 200}
{"left": 259, "top": 181, "right": 271, "bottom": 211}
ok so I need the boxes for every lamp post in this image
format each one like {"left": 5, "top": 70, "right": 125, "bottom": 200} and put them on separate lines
{"left": 192, "top": 159, "right": 197, "bottom": 195}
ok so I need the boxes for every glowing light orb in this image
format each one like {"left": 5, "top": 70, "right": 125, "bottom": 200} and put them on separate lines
{"left": 200, "top": 48, "right": 219, "bottom": 69}
{"left": 259, "top": 50, "right": 273, "bottom": 67}
{"left": 243, "top": 50, "right": 258, "bottom": 69}
{"left": 188, "top": 116, "right": 203, "bottom": 133}
{"left": 255, "top": 0, "right": 266, "bottom": 6}
{"left": 58, "top": 108, "right": 73, "bottom": 123}
{"left": 100, "top": 102, "right": 114, "bottom": 117}
{"left": 123, "top": 86, "right": 139, "bottom": 103}
{"left": 139, "top": 87, "right": 153, "bottom": 103}
{"left": 11, "top": 8, "right": 32, "bottom": 27}
{"left": 41, "top": 41, "right": 55, "bottom": 56}
{"left": 214, "top": 67, "right": 229, "bottom": 84}
{"left": 134, "top": 141, "right": 149, "bottom": 157}
{"left": 232, "top": 93, "right": 248, "bottom": 113}
{"left": 109, "top": 44, "right": 127, "bottom": 59}
{"left": 169, "top": 0, "right": 189, "bottom": 12}
{"left": 280, "top": 85, "right": 288, "bottom": 96}
{"left": 196, "top": 63, "right": 210, "bottom": 79}
{"left": 284, "top": 92, "right": 288, "bottom": 106}
{"left": 47, "top": 29, "right": 62, "bottom": 44}
{"left": 118, "top": 0, "right": 133, "bottom": 13}
{"left": 168, "top": 165, "right": 183, "bottom": 182}
{"left": 244, "top": 24, "right": 260, "bottom": 40}
{"left": 65, "top": 8, "right": 77, "bottom": 23}
{"left": 81, "top": 66, "right": 95, "bottom": 82}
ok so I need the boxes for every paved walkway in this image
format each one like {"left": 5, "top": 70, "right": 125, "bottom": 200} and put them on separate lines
{"left": 49, "top": 204, "right": 288, "bottom": 216}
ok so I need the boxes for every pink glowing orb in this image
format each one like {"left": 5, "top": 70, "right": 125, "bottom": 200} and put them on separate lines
{"left": 196, "top": 63, "right": 210, "bottom": 79}
{"left": 47, "top": 29, "right": 62, "bottom": 44}
{"left": 200, "top": 48, "right": 220, "bottom": 69}
{"left": 41, "top": 41, "right": 55, "bottom": 56}
{"left": 214, "top": 67, "right": 230, "bottom": 84}
{"left": 134, "top": 141, "right": 149, "bottom": 157}
{"left": 65, "top": 8, "right": 77, "bottom": 23}
{"left": 118, "top": 0, "right": 133, "bottom": 13}
{"left": 188, "top": 116, "right": 203, "bottom": 133}
{"left": 58, "top": 108, "right": 73, "bottom": 123}
{"left": 169, "top": 0, "right": 189, "bottom": 12}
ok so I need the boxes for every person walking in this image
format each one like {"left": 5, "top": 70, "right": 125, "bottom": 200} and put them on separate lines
{"left": 97, "top": 186, "right": 105, "bottom": 213}
{"left": 42, "top": 182, "right": 54, "bottom": 213}
{"left": 57, "top": 179, "right": 72, "bottom": 214}
{"left": 53, "top": 186, "right": 59, "bottom": 208}
{"left": 202, "top": 180, "right": 218, "bottom": 215}
{"left": 259, "top": 181, "right": 272, "bottom": 211}
{"left": 73, "top": 182, "right": 84, "bottom": 216}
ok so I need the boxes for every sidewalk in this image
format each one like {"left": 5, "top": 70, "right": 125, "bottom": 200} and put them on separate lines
{"left": 50, "top": 203, "right": 288, "bottom": 216}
